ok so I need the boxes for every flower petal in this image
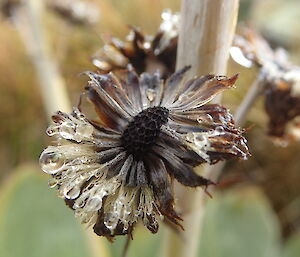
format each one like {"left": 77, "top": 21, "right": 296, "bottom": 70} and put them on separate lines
{"left": 146, "top": 156, "right": 183, "bottom": 227}
{"left": 152, "top": 146, "right": 215, "bottom": 187}
{"left": 169, "top": 74, "right": 239, "bottom": 110}
{"left": 139, "top": 72, "right": 164, "bottom": 108}
{"left": 85, "top": 72, "right": 134, "bottom": 129}
{"left": 161, "top": 65, "right": 191, "bottom": 106}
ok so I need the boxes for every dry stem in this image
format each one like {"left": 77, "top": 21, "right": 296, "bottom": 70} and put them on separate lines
{"left": 13, "top": 0, "right": 71, "bottom": 116}
{"left": 162, "top": 1, "right": 239, "bottom": 257}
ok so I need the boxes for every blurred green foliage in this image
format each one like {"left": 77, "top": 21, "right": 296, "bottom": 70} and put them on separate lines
{"left": 1, "top": 165, "right": 299, "bottom": 257}
{"left": 199, "top": 188, "right": 280, "bottom": 257}
{"left": 283, "top": 233, "right": 300, "bottom": 257}
{"left": 0, "top": 165, "right": 93, "bottom": 257}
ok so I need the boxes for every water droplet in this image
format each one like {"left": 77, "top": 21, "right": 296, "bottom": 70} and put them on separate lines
{"left": 206, "top": 114, "right": 213, "bottom": 122}
{"left": 92, "top": 59, "right": 111, "bottom": 70}
{"left": 74, "top": 124, "right": 94, "bottom": 142}
{"left": 60, "top": 122, "right": 75, "bottom": 139}
{"left": 64, "top": 185, "right": 81, "bottom": 199}
{"left": 104, "top": 212, "right": 119, "bottom": 230}
{"left": 39, "top": 150, "right": 65, "bottom": 174}
{"left": 146, "top": 89, "right": 156, "bottom": 102}
{"left": 123, "top": 222, "right": 129, "bottom": 231}
{"left": 143, "top": 42, "right": 151, "bottom": 49}
{"left": 46, "top": 126, "right": 59, "bottom": 136}
{"left": 216, "top": 75, "right": 227, "bottom": 81}
{"left": 216, "top": 126, "right": 225, "bottom": 134}
{"left": 74, "top": 194, "right": 89, "bottom": 208}
{"left": 48, "top": 178, "right": 58, "bottom": 188}
{"left": 85, "top": 197, "right": 103, "bottom": 212}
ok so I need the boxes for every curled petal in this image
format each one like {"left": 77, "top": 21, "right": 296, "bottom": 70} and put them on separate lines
{"left": 161, "top": 66, "right": 191, "bottom": 106}
{"left": 146, "top": 156, "right": 182, "bottom": 227}
{"left": 169, "top": 74, "right": 239, "bottom": 110}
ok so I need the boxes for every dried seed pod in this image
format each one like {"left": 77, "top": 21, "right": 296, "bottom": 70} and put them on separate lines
{"left": 92, "top": 10, "right": 179, "bottom": 78}
{"left": 40, "top": 67, "right": 249, "bottom": 238}
{"left": 231, "top": 28, "right": 300, "bottom": 143}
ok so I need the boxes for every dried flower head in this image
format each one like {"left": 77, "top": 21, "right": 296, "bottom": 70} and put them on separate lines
{"left": 40, "top": 66, "right": 249, "bottom": 239}
{"left": 230, "top": 28, "right": 300, "bottom": 143}
{"left": 92, "top": 9, "right": 179, "bottom": 77}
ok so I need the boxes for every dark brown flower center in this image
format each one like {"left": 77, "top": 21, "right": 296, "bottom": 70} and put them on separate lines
{"left": 121, "top": 106, "right": 169, "bottom": 157}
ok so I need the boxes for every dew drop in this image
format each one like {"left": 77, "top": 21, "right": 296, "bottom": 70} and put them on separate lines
{"left": 64, "top": 185, "right": 81, "bottom": 199}
{"left": 46, "top": 126, "right": 59, "bottom": 136}
{"left": 48, "top": 178, "right": 58, "bottom": 188}
{"left": 216, "top": 126, "right": 225, "bottom": 134}
{"left": 206, "top": 114, "right": 214, "bottom": 122}
{"left": 85, "top": 197, "right": 103, "bottom": 212}
{"left": 74, "top": 124, "right": 94, "bottom": 142}
{"left": 60, "top": 122, "right": 75, "bottom": 139}
{"left": 143, "top": 42, "right": 151, "bottom": 49}
{"left": 74, "top": 194, "right": 89, "bottom": 208}
{"left": 146, "top": 89, "right": 156, "bottom": 102}
{"left": 92, "top": 59, "right": 111, "bottom": 70}
{"left": 39, "top": 150, "right": 65, "bottom": 174}
{"left": 104, "top": 212, "right": 119, "bottom": 230}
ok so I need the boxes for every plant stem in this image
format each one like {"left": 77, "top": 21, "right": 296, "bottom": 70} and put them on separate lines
{"left": 162, "top": 1, "right": 239, "bottom": 257}
{"left": 13, "top": 1, "right": 111, "bottom": 257}
{"left": 176, "top": 0, "right": 239, "bottom": 75}
{"left": 234, "top": 73, "right": 265, "bottom": 126}
{"left": 13, "top": 0, "right": 71, "bottom": 116}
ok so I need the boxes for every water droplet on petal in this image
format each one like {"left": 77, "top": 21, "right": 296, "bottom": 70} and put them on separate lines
{"left": 206, "top": 114, "right": 214, "bottom": 122}
{"left": 143, "top": 42, "right": 151, "bottom": 49}
{"left": 216, "top": 126, "right": 225, "bottom": 134}
{"left": 85, "top": 197, "right": 103, "bottom": 212}
{"left": 146, "top": 89, "right": 156, "bottom": 102}
{"left": 60, "top": 122, "right": 76, "bottom": 139}
{"left": 92, "top": 59, "right": 111, "bottom": 70}
{"left": 104, "top": 212, "right": 119, "bottom": 230}
{"left": 74, "top": 124, "right": 94, "bottom": 142}
{"left": 64, "top": 185, "right": 81, "bottom": 199}
{"left": 48, "top": 178, "right": 58, "bottom": 188}
{"left": 74, "top": 194, "right": 89, "bottom": 208}
{"left": 46, "top": 126, "right": 59, "bottom": 136}
{"left": 39, "top": 150, "right": 65, "bottom": 174}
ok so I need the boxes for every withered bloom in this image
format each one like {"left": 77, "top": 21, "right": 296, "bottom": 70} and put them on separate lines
{"left": 92, "top": 10, "right": 179, "bottom": 77}
{"left": 231, "top": 28, "right": 300, "bottom": 142}
{"left": 40, "top": 66, "right": 249, "bottom": 238}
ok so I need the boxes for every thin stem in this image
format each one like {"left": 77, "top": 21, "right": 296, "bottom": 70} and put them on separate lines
{"left": 13, "top": 0, "right": 71, "bottom": 116}
{"left": 121, "top": 236, "right": 131, "bottom": 257}
{"left": 234, "top": 74, "right": 265, "bottom": 126}
{"left": 163, "top": 1, "right": 239, "bottom": 257}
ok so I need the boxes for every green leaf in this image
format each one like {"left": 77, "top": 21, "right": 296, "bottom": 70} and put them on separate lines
{"left": 283, "top": 233, "right": 300, "bottom": 257}
{"left": 0, "top": 164, "right": 109, "bottom": 257}
{"left": 198, "top": 187, "right": 281, "bottom": 257}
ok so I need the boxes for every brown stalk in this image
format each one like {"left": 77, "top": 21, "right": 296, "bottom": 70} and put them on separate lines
{"left": 162, "top": 1, "right": 239, "bottom": 257}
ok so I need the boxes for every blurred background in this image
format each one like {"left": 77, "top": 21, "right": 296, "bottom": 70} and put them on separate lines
{"left": 0, "top": 0, "right": 299, "bottom": 257}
